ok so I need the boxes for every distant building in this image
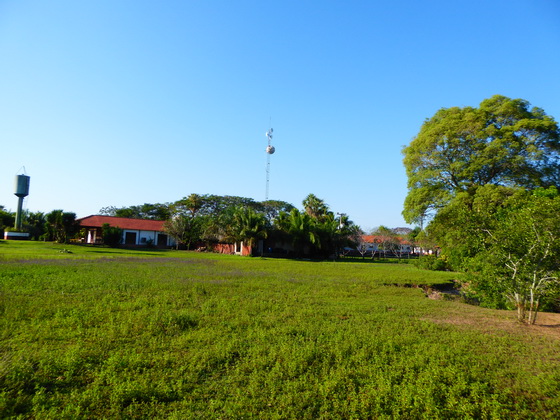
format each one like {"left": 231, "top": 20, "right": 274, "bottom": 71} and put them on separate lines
{"left": 77, "top": 215, "right": 175, "bottom": 247}
{"left": 361, "top": 235, "right": 413, "bottom": 255}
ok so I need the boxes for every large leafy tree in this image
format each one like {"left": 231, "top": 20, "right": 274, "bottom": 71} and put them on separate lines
{"left": 464, "top": 187, "right": 560, "bottom": 324}
{"left": 165, "top": 194, "right": 209, "bottom": 249}
{"left": 171, "top": 194, "right": 205, "bottom": 218}
{"left": 402, "top": 95, "right": 560, "bottom": 224}
{"left": 186, "top": 195, "right": 261, "bottom": 217}
{"left": 260, "top": 200, "right": 295, "bottom": 224}
{"left": 425, "top": 184, "right": 525, "bottom": 270}
{"left": 99, "top": 203, "right": 171, "bottom": 220}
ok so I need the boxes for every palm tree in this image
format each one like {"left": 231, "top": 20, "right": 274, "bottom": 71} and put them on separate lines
{"left": 302, "top": 194, "right": 329, "bottom": 221}
{"left": 275, "top": 208, "right": 320, "bottom": 257}
{"left": 226, "top": 207, "right": 268, "bottom": 255}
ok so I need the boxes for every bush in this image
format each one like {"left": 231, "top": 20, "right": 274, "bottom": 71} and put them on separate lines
{"left": 102, "top": 224, "right": 123, "bottom": 247}
{"left": 414, "top": 255, "right": 450, "bottom": 271}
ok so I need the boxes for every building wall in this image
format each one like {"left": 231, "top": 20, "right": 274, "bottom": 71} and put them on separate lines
{"left": 213, "top": 242, "right": 252, "bottom": 256}
{"left": 122, "top": 229, "right": 175, "bottom": 247}
{"left": 85, "top": 227, "right": 174, "bottom": 247}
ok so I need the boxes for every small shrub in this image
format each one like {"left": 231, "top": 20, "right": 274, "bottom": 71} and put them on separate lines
{"left": 414, "top": 255, "right": 450, "bottom": 271}
{"left": 102, "top": 224, "right": 123, "bottom": 248}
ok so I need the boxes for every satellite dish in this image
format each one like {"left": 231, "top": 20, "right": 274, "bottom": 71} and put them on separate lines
{"left": 266, "top": 145, "right": 275, "bottom": 154}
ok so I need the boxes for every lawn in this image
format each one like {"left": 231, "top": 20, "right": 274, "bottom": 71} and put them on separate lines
{"left": 1, "top": 241, "right": 559, "bottom": 419}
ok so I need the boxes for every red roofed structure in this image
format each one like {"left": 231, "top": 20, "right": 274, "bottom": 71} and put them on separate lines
{"left": 360, "top": 234, "right": 413, "bottom": 255}
{"left": 77, "top": 215, "right": 174, "bottom": 247}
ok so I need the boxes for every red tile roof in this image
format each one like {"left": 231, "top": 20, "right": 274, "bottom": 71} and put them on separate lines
{"left": 362, "top": 235, "right": 410, "bottom": 245}
{"left": 77, "top": 215, "right": 166, "bottom": 231}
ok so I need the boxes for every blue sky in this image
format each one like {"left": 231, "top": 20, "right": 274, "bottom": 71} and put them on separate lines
{"left": 1, "top": 0, "right": 559, "bottom": 231}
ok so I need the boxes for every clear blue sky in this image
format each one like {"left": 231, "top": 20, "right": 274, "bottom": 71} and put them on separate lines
{"left": 1, "top": 0, "right": 559, "bottom": 231}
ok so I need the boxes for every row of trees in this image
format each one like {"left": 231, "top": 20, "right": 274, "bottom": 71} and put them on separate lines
{"left": 0, "top": 208, "right": 79, "bottom": 242}
{"left": 162, "top": 193, "right": 360, "bottom": 258}
{"left": 402, "top": 95, "right": 560, "bottom": 323}
{"left": 2, "top": 194, "right": 361, "bottom": 258}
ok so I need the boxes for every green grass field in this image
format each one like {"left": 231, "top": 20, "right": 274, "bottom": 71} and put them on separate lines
{"left": 1, "top": 241, "right": 559, "bottom": 419}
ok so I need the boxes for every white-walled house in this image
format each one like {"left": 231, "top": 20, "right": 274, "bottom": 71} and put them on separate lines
{"left": 361, "top": 235, "right": 413, "bottom": 255}
{"left": 77, "top": 215, "right": 175, "bottom": 247}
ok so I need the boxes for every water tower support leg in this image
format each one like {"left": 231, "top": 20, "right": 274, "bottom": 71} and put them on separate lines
{"left": 15, "top": 197, "right": 24, "bottom": 231}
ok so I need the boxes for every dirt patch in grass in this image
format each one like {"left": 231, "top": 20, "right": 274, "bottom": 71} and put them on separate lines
{"left": 529, "top": 312, "right": 560, "bottom": 337}
{"left": 426, "top": 307, "right": 560, "bottom": 340}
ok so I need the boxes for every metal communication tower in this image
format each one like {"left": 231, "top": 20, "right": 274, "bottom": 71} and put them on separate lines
{"left": 265, "top": 127, "right": 275, "bottom": 201}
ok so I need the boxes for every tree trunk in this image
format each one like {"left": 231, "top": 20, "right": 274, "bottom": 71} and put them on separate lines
{"left": 514, "top": 293, "right": 526, "bottom": 323}
{"left": 528, "top": 300, "right": 539, "bottom": 325}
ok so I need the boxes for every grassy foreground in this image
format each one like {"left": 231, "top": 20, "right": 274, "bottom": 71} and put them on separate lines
{"left": 1, "top": 241, "right": 559, "bottom": 419}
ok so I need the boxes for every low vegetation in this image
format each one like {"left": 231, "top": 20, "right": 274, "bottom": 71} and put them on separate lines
{"left": 1, "top": 241, "right": 559, "bottom": 418}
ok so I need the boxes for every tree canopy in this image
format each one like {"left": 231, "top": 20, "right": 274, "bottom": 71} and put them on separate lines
{"left": 45, "top": 210, "right": 78, "bottom": 243}
{"left": 99, "top": 203, "right": 171, "bottom": 220}
{"left": 433, "top": 186, "right": 560, "bottom": 323}
{"left": 0, "top": 206, "right": 15, "bottom": 231}
{"left": 402, "top": 95, "right": 560, "bottom": 224}
{"left": 275, "top": 195, "right": 360, "bottom": 258}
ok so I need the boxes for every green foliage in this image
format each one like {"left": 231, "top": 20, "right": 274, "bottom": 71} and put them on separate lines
{"left": 101, "top": 223, "right": 123, "bottom": 247}
{"left": 99, "top": 203, "right": 171, "bottom": 220}
{"left": 0, "top": 206, "right": 15, "bottom": 230}
{"left": 423, "top": 185, "right": 560, "bottom": 322}
{"left": 164, "top": 194, "right": 296, "bottom": 250}
{"left": 426, "top": 185, "right": 526, "bottom": 271}
{"left": 163, "top": 215, "right": 207, "bottom": 250}
{"left": 172, "top": 194, "right": 263, "bottom": 219}
{"left": 260, "top": 199, "right": 295, "bottom": 224}
{"left": 162, "top": 193, "right": 357, "bottom": 258}
{"left": 402, "top": 95, "right": 560, "bottom": 224}
{"left": 403, "top": 97, "right": 560, "bottom": 323}
{"left": 227, "top": 206, "right": 268, "bottom": 251}
{"left": 303, "top": 193, "right": 329, "bottom": 221}
{"left": 275, "top": 208, "right": 320, "bottom": 256}
{"left": 1, "top": 243, "right": 560, "bottom": 418}
{"left": 275, "top": 197, "right": 360, "bottom": 258}
{"left": 100, "top": 194, "right": 359, "bottom": 258}
{"left": 45, "top": 210, "right": 78, "bottom": 243}
{"left": 468, "top": 192, "right": 560, "bottom": 323}
{"left": 414, "top": 255, "right": 450, "bottom": 271}
{"left": 24, "top": 211, "right": 46, "bottom": 240}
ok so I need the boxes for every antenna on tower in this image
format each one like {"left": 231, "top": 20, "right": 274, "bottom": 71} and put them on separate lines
{"left": 265, "top": 126, "right": 275, "bottom": 201}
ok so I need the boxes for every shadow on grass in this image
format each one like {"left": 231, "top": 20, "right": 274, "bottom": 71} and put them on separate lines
{"left": 86, "top": 249, "right": 168, "bottom": 256}
{"left": 74, "top": 243, "right": 172, "bottom": 254}
{"left": 259, "top": 255, "right": 413, "bottom": 264}
{"left": 331, "top": 257, "right": 413, "bottom": 264}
